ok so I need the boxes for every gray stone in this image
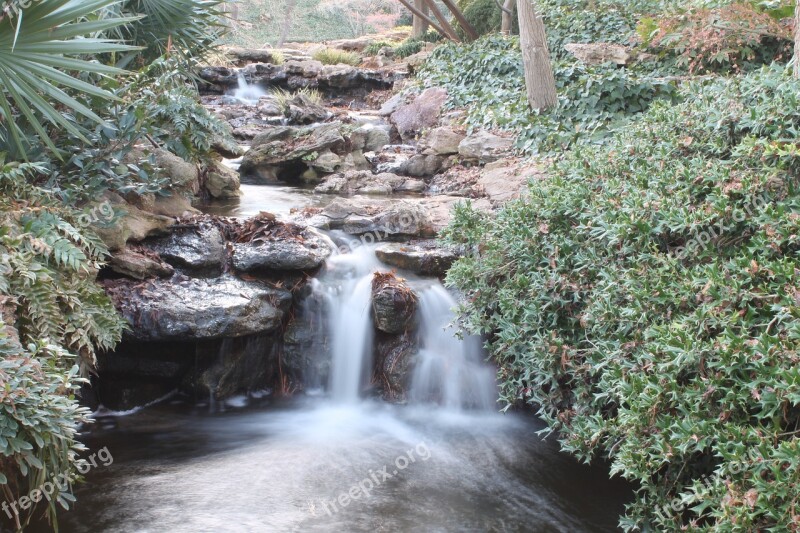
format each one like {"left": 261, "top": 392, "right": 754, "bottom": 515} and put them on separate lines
{"left": 121, "top": 276, "right": 292, "bottom": 341}
{"left": 351, "top": 124, "right": 391, "bottom": 152}
{"left": 458, "top": 131, "right": 514, "bottom": 163}
{"left": 314, "top": 170, "right": 425, "bottom": 196}
{"left": 146, "top": 224, "right": 227, "bottom": 276}
{"left": 375, "top": 242, "right": 458, "bottom": 276}
{"left": 206, "top": 161, "right": 241, "bottom": 199}
{"left": 421, "top": 127, "right": 465, "bottom": 155}
{"left": 232, "top": 232, "right": 332, "bottom": 272}
{"left": 390, "top": 87, "right": 448, "bottom": 141}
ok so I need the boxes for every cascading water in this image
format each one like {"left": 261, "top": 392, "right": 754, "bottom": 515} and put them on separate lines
{"left": 409, "top": 284, "right": 498, "bottom": 410}
{"left": 231, "top": 72, "right": 266, "bottom": 105}
{"left": 315, "top": 245, "right": 382, "bottom": 402}
{"left": 313, "top": 243, "right": 497, "bottom": 410}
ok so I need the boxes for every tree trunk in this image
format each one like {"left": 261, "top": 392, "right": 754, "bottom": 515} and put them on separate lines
{"left": 277, "top": 0, "right": 298, "bottom": 47}
{"left": 423, "top": 0, "right": 462, "bottom": 41}
{"left": 501, "top": 0, "right": 516, "bottom": 35}
{"left": 794, "top": 0, "right": 800, "bottom": 78}
{"left": 440, "top": 0, "right": 479, "bottom": 40}
{"left": 517, "top": 0, "right": 557, "bottom": 111}
{"left": 412, "top": 0, "right": 429, "bottom": 38}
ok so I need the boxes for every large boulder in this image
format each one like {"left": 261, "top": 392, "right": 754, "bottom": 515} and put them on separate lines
{"left": 118, "top": 276, "right": 292, "bottom": 341}
{"left": 314, "top": 170, "right": 425, "bottom": 195}
{"left": 286, "top": 93, "right": 330, "bottom": 125}
{"left": 372, "top": 273, "right": 418, "bottom": 334}
{"left": 375, "top": 332, "right": 417, "bottom": 402}
{"left": 146, "top": 223, "right": 227, "bottom": 276}
{"left": 458, "top": 131, "right": 514, "bottom": 163}
{"left": 240, "top": 122, "right": 346, "bottom": 182}
{"left": 390, "top": 87, "right": 448, "bottom": 141}
{"left": 350, "top": 124, "right": 391, "bottom": 153}
{"left": 375, "top": 242, "right": 458, "bottom": 276}
{"left": 232, "top": 231, "right": 332, "bottom": 272}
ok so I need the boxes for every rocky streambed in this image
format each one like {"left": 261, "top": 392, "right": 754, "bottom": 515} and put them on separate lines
{"left": 90, "top": 46, "right": 542, "bottom": 412}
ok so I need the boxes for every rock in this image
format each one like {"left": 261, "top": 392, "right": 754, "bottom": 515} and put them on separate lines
{"left": 420, "top": 127, "right": 465, "bottom": 155}
{"left": 197, "top": 334, "right": 279, "bottom": 400}
{"left": 379, "top": 93, "right": 407, "bottom": 117}
{"left": 314, "top": 170, "right": 425, "bottom": 195}
{"left": 146, "top": 224, "right": 227, "bottom": 276}
{"left": 212, "top": 131, "right": 244, "bottom": 159}
{"left": 304, "top": 197, "right": 433, "bottom": 237}
{"left": 109, "top": 249, "right": 174, "bottom": 280}
{"left": 390, "top": 87, "right": 448, "bottom": 141}
{"left": 284, "top": 59, "right": 324, "bottom": 78}
{"left": 120, "top": 276, "right": 292, "bottom": 341}
{"left": 564, "top": 43, "right": 631, "bottom": 66}
{"left": 404, "top": 51, "right": 431, "bottom": 72}
{"left": 240, "top": 122, "right": 346, "bottom": 182}
{"left": 476, "top": 158, "right": 542, "bottom": 205}
{"left": 372, "top": 273, "right": 418, "bottom": 334}
{"left": 458, "top": 131, "right": 514, "bottom": 163}
{"left": 319, "top": 64, "right": 359, "bottom": 88}
{"left": 232, "top": 231, "right": 332, "bottom": 272}
{"left": 92, "top": 192, "right": 174, "bottom": 251}
{"left": 375, "top": 332, "right": 417, "bottom": 402}
{"left": 404, "top": 154, "right": 444, "bottom": 177}
{"left": 206, "top": 161, "right": 241, "bottom": 199}
{"left": 155, "top": 149, "right": 199, "bottom": 193}
{"left": 310, "top": 150, "right": 343, "bottom": 174}
{"left": 351, "top": 124, "right": 391, "bottom": 152}
{"left": 226, "top": 47, "right": 282, "bottom": 65}
{"left": 286, "top": 93, "right": 330, "bottom": 125}
{"left": 417, "top": 195, "right": 493, "bottom": 234}
{"left": 375, "top": 242, "right": 458, "bottom": 276}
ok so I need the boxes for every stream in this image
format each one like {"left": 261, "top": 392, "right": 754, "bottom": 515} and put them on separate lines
{"left": 35, "top": 180, "right": 632, "bottom": 533}
{"left": 34, "top": 76, "right": 634, "bottom": 531}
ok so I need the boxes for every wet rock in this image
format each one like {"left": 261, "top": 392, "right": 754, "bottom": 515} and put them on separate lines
{"left": 458, "top": 131, "right": 514, "bottom": 163}
{"left": 420, "top": 127, "right": 465, "bottom": 156}
{"left": 206, "top": 161, "right": 241, "bottom": 199}
{"left": 146, "top": 224, "right": 227, "bottom": 276}
{"left": 310, "top": 150, "right": 343, "bottom": 175}
{"left": 319, "top": 64, "right": 359, "bottom": 88}
{"left": 375, "top": 332, "right": 417, "bottom": 402}
{"left": 390, "top": 87, "right": 447, "bottom": 141}
{"left": 375, "top": 242, "right": 458, "bottom": 276}
{"left": 314, "top": 170, "right": 425, "bottom": 195}
{"left": 119, "top": 276, "right": 292, "bottom": 341}
{"left": 212, "top": 132, "right": 245, "bottom": 159}
{"left": 155, "top": 148, "right": 200, "bottom": 193}
{"left": 109, "top": 248, "right": 174, "bottom": 280}
{"left": 196, "top": 334, "right": 280, "bottom": 400}
{"left": 284, "top": 59, "right": 324, "bottom": 78}
{"left": 232, "top": 231, "right": 332, "bottom": 272}
{"left": 372, "top": 273, "right": 418, "bottom": 334}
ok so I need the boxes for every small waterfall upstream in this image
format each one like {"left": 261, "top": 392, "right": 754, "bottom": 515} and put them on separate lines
{"left": 312, "top": 243, "right": 498, "bottom": 410}
{"left": 231, "top": 73, "right": 266, "bottom": 105}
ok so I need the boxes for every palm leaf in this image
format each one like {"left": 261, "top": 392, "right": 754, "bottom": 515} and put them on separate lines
{"left": 0, "top": 0, "right": 140, "bottom": 158}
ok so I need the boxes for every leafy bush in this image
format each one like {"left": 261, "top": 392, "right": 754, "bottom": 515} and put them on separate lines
{"left": 647, "top": 2, "right": 793, "bottom": 73}
{"left": 0, "top": 330, "right": 92, "bottom": 530}
{"left": 416, "top": 35, "right": 676, "bottom": 153}
{"left": 455, "top": 0, "right": 514, "bottom": 37}
{"left": 312, "top": 48, "right": 362, "bottom": 66}
{"left": 442, "top": 64, "right": 800, "bottom": 530}
{"left": 364, "top": 40, "right": 400, "bottom": 56}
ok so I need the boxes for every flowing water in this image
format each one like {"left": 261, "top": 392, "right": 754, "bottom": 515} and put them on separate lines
{"left": 38, "top": 168, "right": 632, "bottom": 532}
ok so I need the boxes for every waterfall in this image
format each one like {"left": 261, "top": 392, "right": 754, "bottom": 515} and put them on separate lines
{"left": 316, "top": 246, "right": 381, "bottom": 402}
{"left": 312, "top": 243, "right": 497, "bottom": 410}
{"left": 231, "top": 73, "right": 266, "bottom": 105}
{"left": 409, "top": 285, "right": 498, "bottom": 411}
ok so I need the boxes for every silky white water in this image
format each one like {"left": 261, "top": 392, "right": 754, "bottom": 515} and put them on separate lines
{"left": 231, "top": 73, "right": 266, "bottom": 105}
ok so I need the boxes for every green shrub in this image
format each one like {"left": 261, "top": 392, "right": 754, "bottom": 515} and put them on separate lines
{"left": 364, "top": 40, "right": 399, "bottom": 56}
{"left": 312, "top": 48, "right": 362, "bottom": 66}
{"left": 416, "top": 35, "right": 676, "bottom": 153}
{"left": 442, "top": 64, "right": 800, "bottom": 531}
{"left": 455, "top": 0, "right": 514, "bottom": 37}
